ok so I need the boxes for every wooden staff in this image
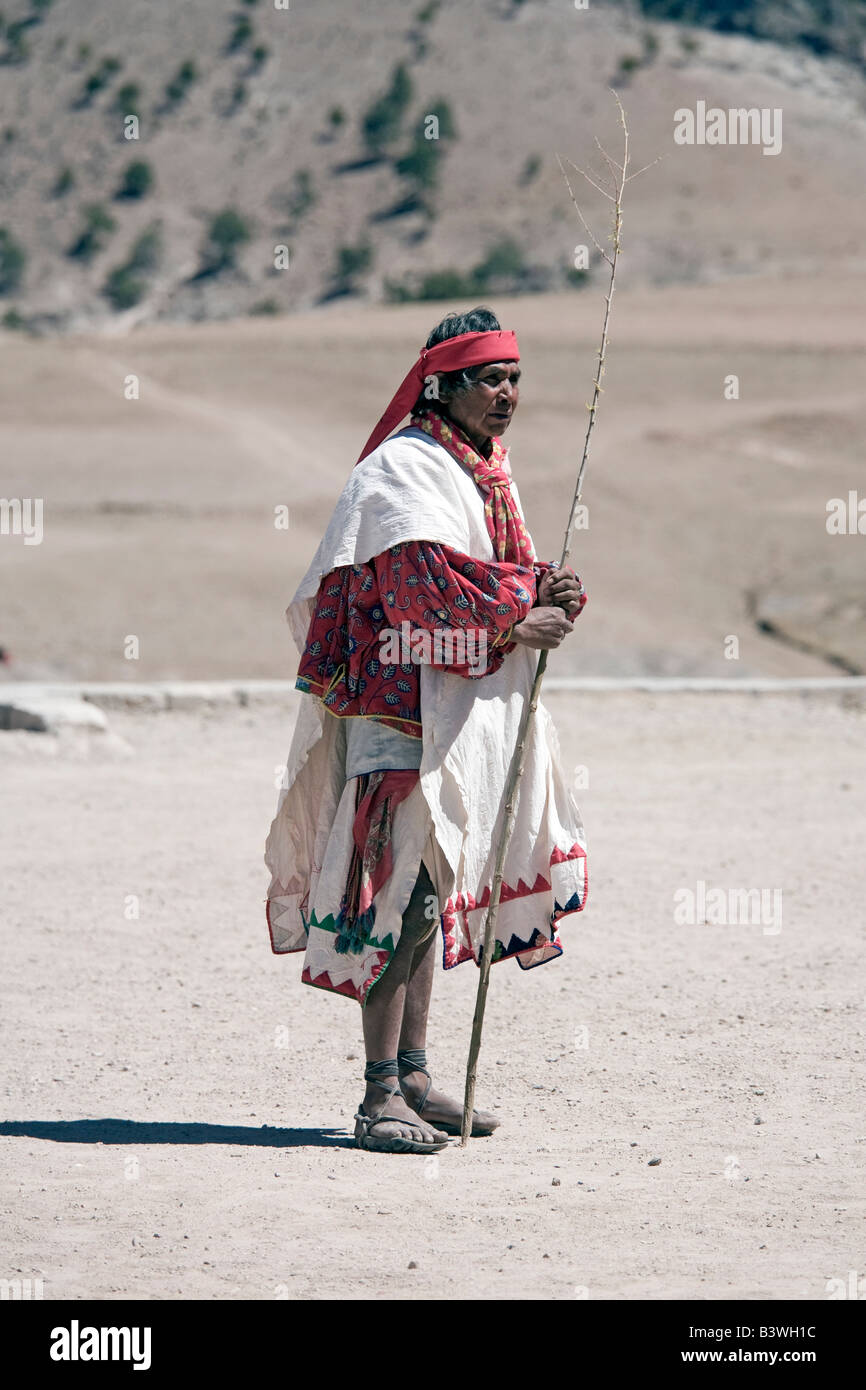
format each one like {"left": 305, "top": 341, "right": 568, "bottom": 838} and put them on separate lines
{"left": 461, "top": 94, "right": 657, "bottom": 1146}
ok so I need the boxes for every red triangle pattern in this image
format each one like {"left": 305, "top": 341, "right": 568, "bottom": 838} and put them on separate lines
{"left": 444, "top": 841, "right": 585, "bottom": 917}
{"left": 301, "top": 947, "right": 390, "bottom": 1003}
{"left": 440, "top": 840, "right": 587, "bottom": 970}
{"left": 290, "top": 843, "right": 588, "bottom": 992}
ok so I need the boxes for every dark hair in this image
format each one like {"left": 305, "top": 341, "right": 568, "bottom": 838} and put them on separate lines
{"left": 413, "top": 306, "right": 502, "bottom": 414}
{"left": 423, "top": 306, "right": 500, "bottom": 349}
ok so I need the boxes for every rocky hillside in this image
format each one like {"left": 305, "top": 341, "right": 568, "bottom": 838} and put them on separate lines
{"left": 1, "top": 0, "right": 865, "bottom": 333}
{"left": 632, "top": 0, "right": 866, "bottom": 66}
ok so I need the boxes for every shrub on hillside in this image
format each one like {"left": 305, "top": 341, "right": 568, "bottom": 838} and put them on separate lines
{"left": 394, "top": 133, "right": 440, "bottom": 191}
{"left": 361, "top": 63, "right": 413, "bottom": 157}
{"left": 428, "top": 98, "right": 457, "bottom": 140}
{"left": 52, "top": 165, "right": 75, "bottom": 197}
{"left": 126, "top": 223, "right": 163, "bottom": 273}
{"left": 286, "top": 168, "right": 316, "bottom": 221}
{"left": 114, "top": 81, "right": 141, "bottom": 115}
{"left": 200, "top": 208, "right": 253, "bottom": 273}
{"left": 115, "top": 160, "right": 154, "bottom": 200}
{"left": 102, "top": 266, "right": 145, "bottom": 310}
{"left": 519, "top": 153, "right": 542, "bottom": 185}
{"left": 616, "top": 52, "right": 642, "bottom": 79}
{"left": 227, "top": 16, "right": 254, "bottom": 52}
{"left": 1, "top": 21, "right": 31, "bottom": 65}
{"left": 0, "top": 227, "right": 27, "bottom": 294}
{"left": 331, "top": 240, "right": 373, "bottom": 293}
{"left": 393, "top": 101, "right": 457, "bottom": 205}
{"left": 385, "top": 269, "right": 474, "bottom": 303}
{"left": 641, "top": 28, "right": 660, "bottom": 61}
{"left": 164, "top": 60, "right": 197, "bottom": 107}
{"left": 228, "top": 80, "right": 247, "bottom": 112}
{"left": 473, "top": 237, "right": 527, "bottom": 287}
{"left": 77, "top": 55, "right": 122, "bottom": 105}
{"left": 101, "top": 222, "right": 163, "bottom": 311}
{"left": 384, "top": 237, "right": 533, "bottom": 303}
{"left": 66, "top": 204, "right": 117, "bottom": 262}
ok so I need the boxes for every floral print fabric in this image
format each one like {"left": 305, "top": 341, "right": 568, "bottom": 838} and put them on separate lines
{"left": 295, "top": 541, "right": 537, "bottom": 735}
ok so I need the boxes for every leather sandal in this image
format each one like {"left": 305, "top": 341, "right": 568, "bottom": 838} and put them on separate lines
{"left": 398, "top": 1047, "right": 500, "bottom": 1138}
{"left": 354, "top": 1066, "right": 450, "bottom": 1154}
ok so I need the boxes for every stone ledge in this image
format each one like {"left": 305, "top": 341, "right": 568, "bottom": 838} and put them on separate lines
{"left": 0, "top": 680, "right": 300, "bottom": 715}
{"left": 0, "top": 693, "right": 109, "bottom": 734}
{"left": 2, "top": 676, "right": 865, "bottom": 723}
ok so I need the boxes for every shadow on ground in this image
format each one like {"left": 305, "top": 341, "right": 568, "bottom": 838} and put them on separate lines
{"left": 0, "top": 1119, "right": 354, "bottom": 1148}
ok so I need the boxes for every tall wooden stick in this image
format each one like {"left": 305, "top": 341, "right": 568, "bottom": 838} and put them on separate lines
{"left": 461, "top": 93, "right": 655, "bottom": 1146}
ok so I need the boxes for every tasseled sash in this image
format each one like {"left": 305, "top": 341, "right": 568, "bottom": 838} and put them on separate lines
{"left": 333, "top": 768, "right": 420, "bottom": 954}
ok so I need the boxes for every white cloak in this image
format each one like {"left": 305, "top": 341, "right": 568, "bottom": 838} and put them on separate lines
{"left": 264, "top": 426, "right": 588, "bottom": 1003}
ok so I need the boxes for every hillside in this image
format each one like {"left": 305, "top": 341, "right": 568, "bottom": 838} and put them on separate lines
{"left": 632, "top": 0, "right": 866, "bottom": 65}
{"left": 1, "top": 0, "right": 865, "bottom": 332}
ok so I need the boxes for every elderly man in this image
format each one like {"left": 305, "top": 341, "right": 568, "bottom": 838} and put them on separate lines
{"left": 265, "top": 307, "right": 588, "bottom": 1153}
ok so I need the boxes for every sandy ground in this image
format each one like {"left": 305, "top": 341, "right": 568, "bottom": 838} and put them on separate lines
{"left": 1, "top": 687, "right": 863, "bottom": 1300}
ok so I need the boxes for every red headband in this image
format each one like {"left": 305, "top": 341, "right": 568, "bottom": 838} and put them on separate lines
{"left": 356, "top": 329, "right": 520, "bottom": 464}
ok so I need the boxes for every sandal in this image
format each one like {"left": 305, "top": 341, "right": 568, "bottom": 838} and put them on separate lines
{"left": 398, "top": 1048, "right": 501, "bottom": 1138}
{"left": 354, "top": 1060, "right": 451, "bottom": 1154}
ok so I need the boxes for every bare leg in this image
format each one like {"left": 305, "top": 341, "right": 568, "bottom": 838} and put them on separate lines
{"left": 398, "top": 877, "right": 501, "bottom": 1135}
{"left": 397, "top": 863, "right": 440, "bottom": 1052}
{"left": 398, "top": 915, "right": 438, "bottom": 1053}
{"left": 359, "top": 868, "right": 448, "bottom": 1144}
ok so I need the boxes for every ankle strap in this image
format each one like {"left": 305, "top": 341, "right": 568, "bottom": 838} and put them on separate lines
{"left": 364, "top": 1057, "right": 399, "bottom": 1085}
{"left": 397, "top": 1048, "right": 428, "bottom": 1075}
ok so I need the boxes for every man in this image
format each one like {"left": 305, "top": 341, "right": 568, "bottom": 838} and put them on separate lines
{"left": 265, "top": 307, "right": 588, "bottom": 1153}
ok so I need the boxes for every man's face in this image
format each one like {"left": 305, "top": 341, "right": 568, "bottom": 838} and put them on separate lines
{"left": 443, "top": 360, "right": 520, "bottom": 447}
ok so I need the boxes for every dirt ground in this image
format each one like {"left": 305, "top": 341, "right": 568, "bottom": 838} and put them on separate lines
{"left": 1, "top": 687, "right": 863, "bottom": 1300}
